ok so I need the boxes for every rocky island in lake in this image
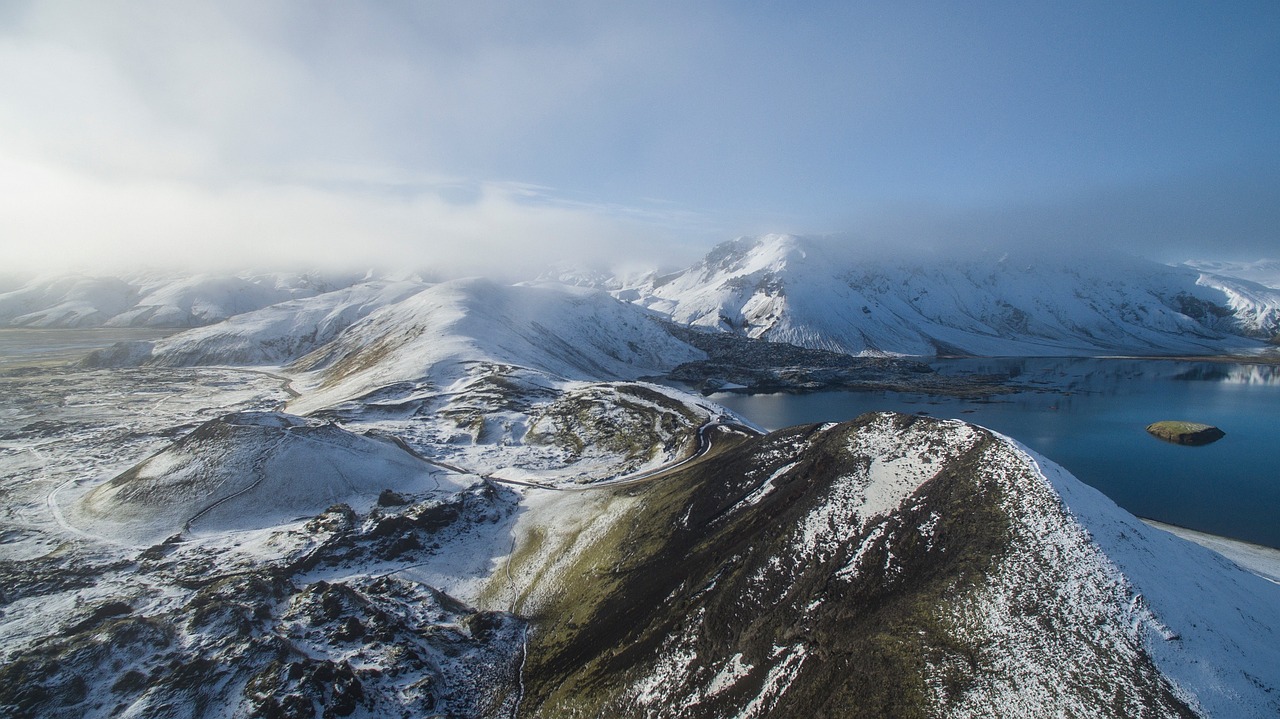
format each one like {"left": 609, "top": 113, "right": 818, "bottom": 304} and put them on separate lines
{"left": 1146, "top": 420, "right": 1227, "bottom": 446}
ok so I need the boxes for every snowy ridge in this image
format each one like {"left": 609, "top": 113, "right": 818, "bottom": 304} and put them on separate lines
{"left": 515, "top": 412, "right": 1280, "bottom": 718}
{"left": 84, "top": 279, "right": 429, "bottom": 367}
{"left": 1011, "top": 438, "right": 1280, "bottom": 718}
{"left": 286, "top": 278, "right": 704, "bottom": 414}
{"left": 1183, "top": 259, "right": 1280, "bottom": 290}
{"left": 0, "top": 270, "right": 362, "bottom": 328}
{"left": 618, "top": 235, "right": 1271, "bottom": 356}
{"left": 1192, "top": 272, "right": 1280, "bottom": 338}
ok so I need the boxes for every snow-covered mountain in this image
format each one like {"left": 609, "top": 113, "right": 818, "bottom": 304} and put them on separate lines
{"left": 1183, "top": 259, "right": 1280, "bottom": 290}
{"left": 511, "top": 412, "right": 1280, "bottom": 718}
{"left": 0, "top": 271, "right": 363, "bottom": 328}
{"left": 82, "top": 279, "right": 429, "bottom": 367}
{"left": 0, "top": 275, "right": 138, "bottom": 327}
{"left": 285, "top": 278, "right": 705, "bottom": 414}
{"left": 615, "top": 235, "right": 1277, "bottom": 356}
{"left": 1188, "top": 272, "right": 1280, "bottom": 339}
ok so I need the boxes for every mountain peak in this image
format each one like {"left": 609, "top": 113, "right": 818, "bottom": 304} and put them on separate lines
{"left": 699, "top": 234, "right": 807, "bottom": 275}
{"left": 619, "top": 235, "right": 1275, "bottom": 356}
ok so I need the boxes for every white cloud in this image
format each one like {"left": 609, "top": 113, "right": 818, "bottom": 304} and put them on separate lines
{"left": 0, "top": 1, "right": 717, "bottom": 275}
{"left": 0, "top": 155, "right": 697, "bottom": 275}
{"left": 1, "top": 1, "right": 1274, "bottom": 274}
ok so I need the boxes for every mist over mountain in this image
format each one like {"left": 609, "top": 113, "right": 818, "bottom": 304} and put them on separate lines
{"left": 14, "top": 235, "right": 1280, "bottom": 361}
{"left": 595, "top": 235, "right": 1279, "bottom": 357}
{"left": 0, "top": 271, "right": 368, "bottom": 329}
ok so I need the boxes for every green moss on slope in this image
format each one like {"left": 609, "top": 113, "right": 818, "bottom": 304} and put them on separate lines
{"left": 516, "top": 413, "right": 1195, "bottom": 719}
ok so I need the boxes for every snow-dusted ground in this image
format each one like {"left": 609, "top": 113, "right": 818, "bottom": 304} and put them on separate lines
{"left": 1011, "top": 438, "right": 1280, "bottom": 718}
{"left": 0, "top": 357, "right": 532, "bottom": 717}
{"left": 1142, "top": 519, "right": 1280, "bottom": 585}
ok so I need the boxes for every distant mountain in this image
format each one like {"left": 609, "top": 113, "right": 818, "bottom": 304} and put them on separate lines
{"left": 0, "top": 275, "right": 138, "bottom": 327}
{"left": 285, "top": 278, "right": 705, "bottom": 414}
{"left": 0, "top": 270, "right": 363, "bottom": 328}
{"left": 82, "top": 279, "right": 429, "bottom": 368}
{"left": 1185, "top": 270, "right": 1280, "bottom": 339}
{"left": 1183, "top": 259, "right": 1280, "bottom": 290}
{"left": 514, "top": 412, "right": 1280, "bottom": 718}
{"left": 613, "top": 235, "right": 1276, "bottom": 356}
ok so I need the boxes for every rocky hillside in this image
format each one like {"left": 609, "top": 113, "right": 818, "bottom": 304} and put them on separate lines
{"left": 509, "top": 412, "right": 1280, "bottom": 718}
{"left": 615, "top": 235, "right": 1276, "bottom": 356}
{"left": 3, "top": 484, "right": 526, "bottom": 719}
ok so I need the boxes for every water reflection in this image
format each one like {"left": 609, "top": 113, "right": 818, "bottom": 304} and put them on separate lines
{"left": 932, "top": 356, "right": 1280, "bottom": 389}
{"left": 1220, "top": 364, "right": 1280, "bottom": 385}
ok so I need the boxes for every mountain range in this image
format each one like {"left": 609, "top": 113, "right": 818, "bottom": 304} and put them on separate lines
{"left": 590, "top": 235, "right": 1280, "bottom": 356}
{"left": 3, "top": 236, "right": 1279, "bottom": 717}
{"left": 12, "top": 237, "right": 1280, "bottom": 361}
{"left": 0, "top": 271, "right": 368, "bottom": 329}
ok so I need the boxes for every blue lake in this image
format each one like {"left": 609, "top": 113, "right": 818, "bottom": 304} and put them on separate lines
{"left": 709, "top": 357, "right": 1280, "bottom": 549}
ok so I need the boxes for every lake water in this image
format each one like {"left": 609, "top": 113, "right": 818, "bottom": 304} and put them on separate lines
{"left": 709, "top": 357, "right": 1280, "bottom": 549}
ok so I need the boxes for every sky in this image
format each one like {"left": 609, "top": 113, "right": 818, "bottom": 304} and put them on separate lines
{"left": 0, "top": 0, "right": 1276, "bottom": 276}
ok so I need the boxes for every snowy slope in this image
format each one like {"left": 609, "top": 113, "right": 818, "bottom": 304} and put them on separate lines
{"left": 83, "top": 279, "right": 429, "bottom": 367}
{"left": 1190, "top": 272, "right": 1280, "bottom": 338}
{"left": 71, "top": 411, "right": 453, "bottom": 545}
{"left": 1183, "top": 259, "right": 1280, "bottom": 290}
{"left": 1012, "top": 437, "right": 1280, "bottom": 719}
{"left": 0, "top": 271, "right": 364, "bottom": 329}
{"left": 620, "top": 235, "right": 1269, "bottom": 356}
{"left": 514, "top": 412, "right": 1280, "bottom": 718}
{"left": 0, "top": 274, "right": 138, "bottom": 327}
{"left": 287, "top": 278, "right": 705, "bottom": 414}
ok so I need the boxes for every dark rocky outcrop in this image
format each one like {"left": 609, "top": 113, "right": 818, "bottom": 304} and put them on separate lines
{"left": 664, "top": 324, "right": 1010, "bottom": 397}
{"left": 1145, "top": 421, "right": 1226, "bottom": 446}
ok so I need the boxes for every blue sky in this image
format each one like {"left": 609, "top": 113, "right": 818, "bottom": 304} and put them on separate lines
{"left": 1, "top": 1, "right": 1276, "bottom": 274}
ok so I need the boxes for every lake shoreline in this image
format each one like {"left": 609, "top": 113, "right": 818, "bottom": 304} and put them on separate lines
{"left": 1105, "top": 351, "right": 1280, "bottom": 366}
{"left": 709, "top": 356, "right": 1280, "bottom": 549}
{"left": 1141, "top": 518, "right": 1280, "bottom": 584}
